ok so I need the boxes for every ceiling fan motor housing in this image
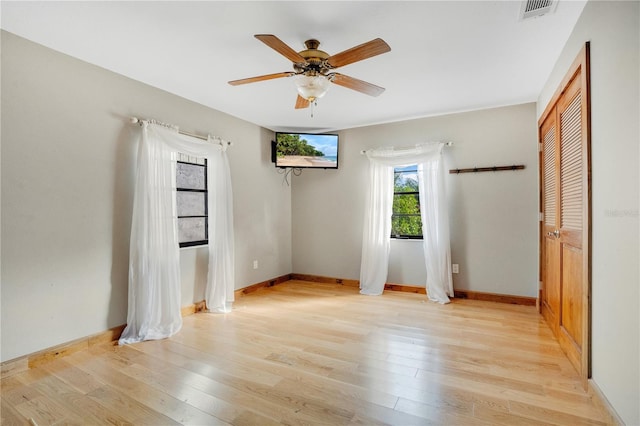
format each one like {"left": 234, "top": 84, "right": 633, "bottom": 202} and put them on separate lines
{"left": 295, "top": 39, "right": 331, "bottom": 76}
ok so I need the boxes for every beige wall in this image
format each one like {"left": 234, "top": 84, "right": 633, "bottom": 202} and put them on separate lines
{"left": 537, "top": 1, "right": 639, "bottom": 424}
{"left": 0, "top": 31, "right": 292, "bottom": 361}
{"left": 291, "top": 103, "right": 539, "bottom": 297}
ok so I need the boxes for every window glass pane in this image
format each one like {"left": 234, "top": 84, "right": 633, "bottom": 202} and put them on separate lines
{"left": 394, "top": 171, "right": 419, "bottom": 193}
{"left": 392, "top": 165, "right": 423, "bottom": 238}
{"left": 391, "top": 215, "right": 422, "bottom": 237}
{"left": 177, "top": 162, "right": 206, "bottom": 190}
{"left": 178, "top": 217, "right": 207, "bottom": 243}
{"left": 177, "top": 192, "right": 206, "bottom": 217}
{"left": 393, "top": 193, "right": 421, "bottom": 215}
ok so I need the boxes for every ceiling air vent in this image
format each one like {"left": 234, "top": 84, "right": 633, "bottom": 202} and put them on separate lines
{"left": 519, "top": 0, "right": 558, "bottom": 20}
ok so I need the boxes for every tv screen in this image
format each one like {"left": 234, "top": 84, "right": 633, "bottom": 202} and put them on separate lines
{"left": 274, "top": 132, "right": 339, "bottom": 169}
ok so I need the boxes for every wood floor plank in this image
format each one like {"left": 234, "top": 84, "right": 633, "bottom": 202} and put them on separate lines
{"left": 1, "top": 396, "right": 30, "bottom": 426}
{"left": 108, "top": 347, "right": 331, "bottom": 425}
{"left": 86, "top": 386, "right": 181, "bottom": 426}
{"left": 472, "top": 403, "right": 552, "bottom": 426}
{"left": 69, "top": 349, "right": 233, "bottom": 425}
{"left": 39, "top": 358, "right": 104, "bottom": 395}
{"left": 1, "top": 375, "right": 45, "bottom": 406}
{"left": 507, "top": 399, "right": 609, "bottom": 426}
{"left": 1, "top": 281, "right": 614, "bottom": 425}
{"left": 19, "top": 367, "right": 130, "bottom": 426}
{"left": 230, "top": 410, "right": 282, "bottom": 426}
{"left": 14, "top": 396, "right": 73, "bottom": 426}
{"left": 416, "top": 365, "right": 610, "bottom": 423}
{"left": 394, "top": 397, "right": 491, "bottom": 425}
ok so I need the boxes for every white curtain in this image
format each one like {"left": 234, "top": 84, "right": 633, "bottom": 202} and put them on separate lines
{"left": 359, "top": 148, "right": 395, "bottom": 296}
{"left": 119, "top": 122, "right": 235, "bottom": 345}
{"left": 359, "top": 143, "right": 453, "bottom": 303}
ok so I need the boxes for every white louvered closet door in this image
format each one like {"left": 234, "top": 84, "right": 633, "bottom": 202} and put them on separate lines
{"left": 538, "top": 43, "right": 590, "bottom": 386}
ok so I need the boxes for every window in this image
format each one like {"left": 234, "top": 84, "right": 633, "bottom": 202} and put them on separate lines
{"left": 392, "top": 165, "right": 422, "bottom": 239}
{"left": 176, "top": 153, "right": 208, "bottom": 247}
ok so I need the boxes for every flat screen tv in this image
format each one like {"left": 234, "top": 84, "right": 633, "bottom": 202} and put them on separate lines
{"left": 274, "top": 132, "right": 339, "bottom": 169}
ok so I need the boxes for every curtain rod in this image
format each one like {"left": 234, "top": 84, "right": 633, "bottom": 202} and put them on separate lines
{"left": 360, "top": 141, "right": 452, "bottom": 155}
{"left": 129, "top": 117, "right": 232, "bottom": 146}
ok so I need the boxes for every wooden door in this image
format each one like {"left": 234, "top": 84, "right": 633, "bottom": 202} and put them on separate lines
{"left": 539, "top": 43, "right": 590, "bottom": 384}
{"left": 540, "top": 113, "right": 560, "bottom": 336}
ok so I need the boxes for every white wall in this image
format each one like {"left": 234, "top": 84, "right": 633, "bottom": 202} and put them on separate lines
{"left": 292, "top": 103, "right": 539, "bottom": 297}
{"left": 537, "top": 1, "right": 640, "bottom": 424}
{"left": 1, "top": 31, "right": 292, "bottom": 361}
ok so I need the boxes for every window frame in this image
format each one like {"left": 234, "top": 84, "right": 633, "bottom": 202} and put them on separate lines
{"left": 391, "top": 166, "right": 423, "bottom": 240}
{"left": 176, "top": 158, "right": 208, "bottom": 248}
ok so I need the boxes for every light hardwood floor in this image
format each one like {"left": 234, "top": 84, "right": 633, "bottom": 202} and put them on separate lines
{"left": 1, "top": 281, "right": 613, "bottom": 425}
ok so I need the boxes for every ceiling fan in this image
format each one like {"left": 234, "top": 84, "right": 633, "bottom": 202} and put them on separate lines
{"left": 228, "top": 34, "right": 391, "bottom": 109}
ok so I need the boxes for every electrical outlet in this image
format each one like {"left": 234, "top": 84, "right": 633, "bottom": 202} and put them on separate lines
{"left": 253, "top": 260, "right": 258, "bottom": 269}
{"left": 452, "top": 264, "right": 459, "bottom": 274}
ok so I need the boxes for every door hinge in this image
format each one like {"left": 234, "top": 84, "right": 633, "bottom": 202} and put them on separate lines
{"left": 539, "top": 212, "right": 544, "bottom": 221}
{"left": 538, "top": 143, "right": 543, "bottom": 152}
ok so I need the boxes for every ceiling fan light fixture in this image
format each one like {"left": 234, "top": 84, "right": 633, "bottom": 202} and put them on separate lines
{"left": 294, "top": 74, "right": 330, "bottom": 102}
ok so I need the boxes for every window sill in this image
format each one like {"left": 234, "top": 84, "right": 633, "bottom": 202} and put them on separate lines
{"left": 179, "top": 244, "right": 208, "bottom": 250}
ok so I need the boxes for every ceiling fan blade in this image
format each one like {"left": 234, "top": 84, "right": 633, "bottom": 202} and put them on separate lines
{"left": 330, "top": 73, "right": 385, "bottom": 97}
{"left": 255, "top": 34, "right": 307, "bottom": 64}
{"left": 326, "top": 38, "right": 391, "bottom": 68}
{"left": 228, "top": 72, "right": 294, "bottom": 86}
{"left": 295, "top": 94, "right": 310, "bottom": 109}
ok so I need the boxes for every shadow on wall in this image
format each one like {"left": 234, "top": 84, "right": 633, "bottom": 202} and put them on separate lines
{"left": 444, "top": 148, "right": 469, "bottom": 291}
{"left": 108, "top": 123, "right": 137, "bottom": 327}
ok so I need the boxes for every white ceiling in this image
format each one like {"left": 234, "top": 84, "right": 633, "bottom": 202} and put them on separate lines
{"left": 1, "top": 1, "right": 586, "bottom": 133}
